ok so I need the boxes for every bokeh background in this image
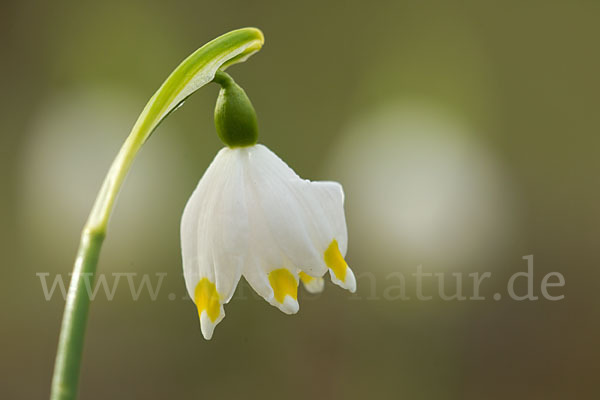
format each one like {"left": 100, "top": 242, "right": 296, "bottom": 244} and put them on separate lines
{"left": 1, "top": 1, "right": 599, "bottom": 399}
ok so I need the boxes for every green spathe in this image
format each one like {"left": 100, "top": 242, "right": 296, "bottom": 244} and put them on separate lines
{"left": 213, "top": 71, "right": 258, "bottom": 147}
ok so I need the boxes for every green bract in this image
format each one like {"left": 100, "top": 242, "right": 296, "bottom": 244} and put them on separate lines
{"left": 88, "top": 27, "right": 264, "bottom": 232}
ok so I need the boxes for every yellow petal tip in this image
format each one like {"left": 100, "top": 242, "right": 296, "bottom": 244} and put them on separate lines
{"left": 268, "top": 268, "right": 298, "bottom": 305}
{"left": 194, "top": 278, "right": 221, "bottom": 323}
{"left": 324, "top": 239, "right": 348, "bottom": 282}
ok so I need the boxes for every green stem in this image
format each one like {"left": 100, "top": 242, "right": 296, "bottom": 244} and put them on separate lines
{"left": 50, "top": 230, "right": 104, "bottom": 400}
{"left": 49, "top": 27, "right": 263, "bottom": 400}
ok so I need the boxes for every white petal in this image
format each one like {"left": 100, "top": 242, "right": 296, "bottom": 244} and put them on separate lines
{"left": 307, "top": 181, "right": 348, "bottom": 255}
{"left": 240, "top": 255, "right": 275, "bottom": 303}
{"left": 181, "top": 151, "right": 222, "bottom": 294}
{"left": 241, "top": 144, "right": 356, "bottom": 296}
{"left": 329, "top": 262, "right": 357, "bottom": 293}
{"left": 300, "top": 272, "right": 325, "bottom": 294}
{"left": 240, "top": 187, "right": 300, "bottom": 314}
{"left": 182, "top": 144, "right": 355, "bottom": 337}
{"left": 181, "top": 148, "right": 249, "bottom": 338}
{"left": 199, "top": 305, "right": 225, "bottom": 340}
{"left": 242, "top": 264, "right": 300, "bottom": 314}
{"left": 243, "top": 145, "right": 329, "bottom": 276}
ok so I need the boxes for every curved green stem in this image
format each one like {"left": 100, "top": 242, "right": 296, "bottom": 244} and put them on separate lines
{"left": 50, "top": 27, "right": 264, "bottom": 400}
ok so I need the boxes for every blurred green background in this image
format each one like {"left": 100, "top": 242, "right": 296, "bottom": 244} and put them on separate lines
{"left": 1, "top": 0, "right": 599, "bottom": 399}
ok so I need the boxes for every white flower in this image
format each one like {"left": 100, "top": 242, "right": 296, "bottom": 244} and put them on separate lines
{"left": 181, "top": 144, "right": 356, "bottom": 339}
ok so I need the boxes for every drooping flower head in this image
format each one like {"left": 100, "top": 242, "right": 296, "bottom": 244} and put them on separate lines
{"left": 181, "top": 71, "right": 355, "bottom": 339}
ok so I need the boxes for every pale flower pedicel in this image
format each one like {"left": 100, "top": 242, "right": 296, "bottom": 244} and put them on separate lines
{"left": 181, "top": 72, "right": 356, "bottom": 340}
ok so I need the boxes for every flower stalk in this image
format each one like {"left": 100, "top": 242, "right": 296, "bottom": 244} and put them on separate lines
{"left": 49, "top": 28, "right": 264, "bottom": 400}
